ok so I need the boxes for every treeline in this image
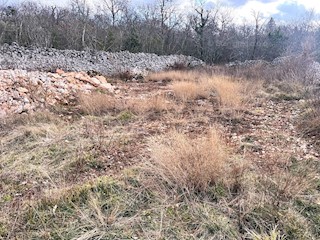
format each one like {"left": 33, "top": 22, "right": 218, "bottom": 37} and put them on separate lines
{"left": 0, "top": 0, "right": 319, "bottom": 63}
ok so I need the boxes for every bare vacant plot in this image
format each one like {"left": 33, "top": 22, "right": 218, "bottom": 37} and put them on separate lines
{"left": 0, "top": 69, "right": 319, "bottom": 240}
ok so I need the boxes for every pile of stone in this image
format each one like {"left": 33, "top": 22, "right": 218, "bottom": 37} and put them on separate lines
{"left": 0, "top": 44, "right": 204, "bottom": 118}
{"left": 0, "top": 43, "right": 204, "bottom": 76}
{"left": 0, "top": 69, "right": 114, "bottom": 118}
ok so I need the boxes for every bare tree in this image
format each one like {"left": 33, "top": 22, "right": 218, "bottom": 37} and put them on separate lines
{"left": 100, "top": 0, "right": 128, "bottom": 26}
{"left": 0, "top": 0, "right": 315, "bottom": 64}
{"left": 70, "top": 0, "right": 91, "bottom": 49}
{"left": 0, "top": 4, "right": 18, "bottom": 44}
{"left": 189, "top": 0, "right": 219, "bottom": 60}
{"left": 251, "top": 11, "right": 265, "bottom": 60}
{"left": 158, "top": 0, "right": 176, "bottom": 29}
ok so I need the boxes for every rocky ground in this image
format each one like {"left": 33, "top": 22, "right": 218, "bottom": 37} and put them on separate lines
{"left": 229, "top": 98, "right": 319, "bottom": 167}
{"left": 0, "top": 67, "right": 319, "bottom": 238}
{"left": 0, "top": 68, "right": 318, "bottom": 181}
{"left": 0, "top": 69, "right": 115, "bottom": 117}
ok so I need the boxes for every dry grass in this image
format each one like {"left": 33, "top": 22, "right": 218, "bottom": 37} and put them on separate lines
{"left": 246, "top": 227, "right": 285, "bottom": 240}
{"left": 298, "top": 98, "right": 320, "bottom": 151}
{"left": 147, "top": 128, "right": 245, "bottom": 193}
{"left": 126, "top": 94, "right": 175, "bottom": 114}
{"left": 146, "top": 70, "right": 200, "bottom": 82}
{"left": 302, "top": 113, "right": 320, "bottom": 148}
{"left": 2, "top": 69, "right": 319, "bottom": 239}
{"left": 78, "top": 92, "right": 176, "bottom": 116}
{"left": 80, "top": 71, "right": 256, "bottom": 116}
{"left": 78, "top": 92, "right": 118, "bottom": 115}
{"left": 202, "top": 75, "right": 251, "bottom": 110}
{"left": 168, "top": 72, "right": 255, "bottom": 110}
{"left": 171, "top": 81, "right": 208, "bottom": 102}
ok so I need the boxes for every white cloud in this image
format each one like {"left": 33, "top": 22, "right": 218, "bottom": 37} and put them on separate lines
{"left": 233, "top": 0, "right": 289, "bottom": 22}
{"left": 168, "top": 0, "right": 289, "bottom": 23}
{"left": 232, "top": 0, "right": 320, "bottom": 23}
{"left": 294, "top": 0, "right": 320, "bottom": 13}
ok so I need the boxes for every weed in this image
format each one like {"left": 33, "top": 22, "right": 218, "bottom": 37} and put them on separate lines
{"left": 146, "top": 70, "right": 200, "bottom": 83}
{"left": 202, "top": 75, "right": 250, "bottom": 110}
{"left": 146, "top": 128, "right": 245, "bottom": 194}
{"left": 295, "top": 199, "right": 320, "bottom": 237}
{"left": 172, "top": 81, "right": 209, "bottom": 102}
{"left": 78, "top": 92, "right": 118, "bottom": 115}
{"left": 246, "top": 226, "right": 285, "bottom": 240}
{"left": 126, "top": 95, "right": 172, "bottom": 114}
{"left": 116, "top": 110, "right": 134, "bottom": 123}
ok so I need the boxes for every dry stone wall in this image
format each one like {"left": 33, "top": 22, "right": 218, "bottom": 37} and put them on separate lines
{"left": 0, "top": 44, "right": 204, "bottom": 118}
{"left": 0, "top": 43, "right": 204, "bottom": 76}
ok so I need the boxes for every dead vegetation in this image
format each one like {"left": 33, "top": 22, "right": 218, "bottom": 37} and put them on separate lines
{"left": 78, "top": 92, "right": 118, "bottom": 115}
{"left": 78, "top": 92, "right": 175, "bottom": 116}
{"left": 0, "top": 68, "right": 319, "bottom": 239}
{"left": 122, "top": 70, "right": 256, "bottom": 112}
{"left": 201, "top": 75, "right": 252, "bottom": 109}
{"left": 126, "top": 94, "right": 175, "bottom": 114}
{"left": 169, "top": 73, "right": 255, "bottom": 113}
{"left": 147, "top": 129, "right": 245, "bottom": 193}
{"left": 171, "top": 81, "right": 208, "bottom": 102}
{"left": 211, "top": 56, "right": 313, "bottom": 83}
{"left": 298, "top": 103, "right": 320, "bottom": 151}
{"left": 146, "top": 70, "right": 201, "bottom": 82}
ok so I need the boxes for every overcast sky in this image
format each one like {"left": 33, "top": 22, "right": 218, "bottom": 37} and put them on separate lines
{"left": 5, "top": 0, "right": 319, "bottom": 22}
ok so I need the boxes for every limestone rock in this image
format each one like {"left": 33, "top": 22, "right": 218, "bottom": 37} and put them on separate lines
{"left": 0, "top": 44, "right": 204, "bottom": 76}
{"left": 0, "top": 69, "right": 115, "bottom": 117}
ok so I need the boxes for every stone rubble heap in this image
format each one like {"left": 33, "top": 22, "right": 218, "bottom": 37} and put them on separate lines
{"left": 0, "top": 69, "right": 114, "bottom": 118}
{"left": 0, "top": 43, "right": 204, "bottom": 76}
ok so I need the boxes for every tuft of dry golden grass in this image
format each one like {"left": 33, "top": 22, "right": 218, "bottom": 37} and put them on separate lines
{"left": 146, "top": 70, "right": 200, "bottom": 82}
{"left": 298, "top": 104, "right": 320, "bottom": 151}
{"left": 78, "top": 92, "right": 118, "bottom": 115}
{"left": 168, "top": 72, "right": 256, "bottom": 111}
{"left": 246, "top": 226, "right": 285, "bottom": 240}
{"left": 202, "top": 75, "right": 251, "bottom": 110}
{"left": 171, "top": 81, "right": 208, "bottom": 102}
{"left": 147, "top": 128, "right": 245, "bottom": 193}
